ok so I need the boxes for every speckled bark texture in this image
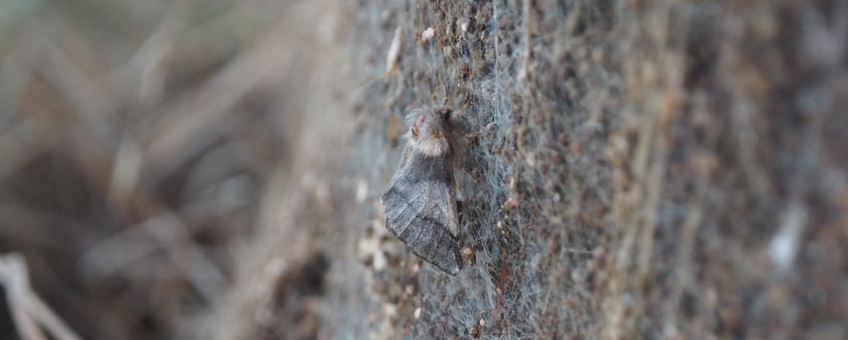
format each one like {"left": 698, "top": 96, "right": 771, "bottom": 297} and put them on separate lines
{"left": 218, "top": 0, "right": 848, "bottom": 339}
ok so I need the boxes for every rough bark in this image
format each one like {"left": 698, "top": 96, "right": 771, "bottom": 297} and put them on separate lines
{"left": 221, "top": 0, "right": 848, "bottom": 339}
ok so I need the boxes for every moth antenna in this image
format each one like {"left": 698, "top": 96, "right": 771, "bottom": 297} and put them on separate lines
{"left": 441, "top": 82, "right": 449, "bottom": 106}
{"left": 450, "top": 100, "right": 473, "bottom": 119}
{"left": 451, "top": 83, "right": 461, "bottom": 103}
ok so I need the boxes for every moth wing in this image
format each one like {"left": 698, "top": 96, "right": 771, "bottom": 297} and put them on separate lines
{"left": 380, "top": 151, "right": 461, "bottom": 275}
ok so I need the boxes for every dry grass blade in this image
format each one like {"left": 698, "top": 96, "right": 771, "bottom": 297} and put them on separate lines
{"left": 142, "top": 213, "right": 228, "bottom": 303}
{"left": 0, "top": 253, "right": 81, "bottom": 340}
{"left": 144, "top": 32, "right": 295, "bottom": 172}
{"left": 0, "top": 117, "right": 49, "bottom": 182}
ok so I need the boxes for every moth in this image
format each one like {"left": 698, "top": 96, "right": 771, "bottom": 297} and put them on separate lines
{"left": 380, "top": 107, "right": 462, "bottom": 275}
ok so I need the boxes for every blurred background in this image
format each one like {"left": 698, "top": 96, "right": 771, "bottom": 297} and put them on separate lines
{"left": 0, "top": 0, "right": 337, "bottom": 338}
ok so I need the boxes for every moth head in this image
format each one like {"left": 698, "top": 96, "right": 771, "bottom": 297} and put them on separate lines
{"left": 411, "top": 113, "right": 427, "bottom": 138}
{"left": 409, "top": 108, "right": 451, "bottom": 140}
{"left": 406, "top": 107, "right": 453, "bottom": 156}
